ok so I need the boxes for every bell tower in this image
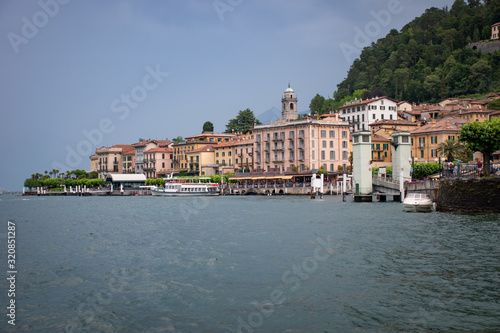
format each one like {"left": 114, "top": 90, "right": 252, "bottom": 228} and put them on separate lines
{"left": 281, "top": 83, "right": 298, "bottom": 121}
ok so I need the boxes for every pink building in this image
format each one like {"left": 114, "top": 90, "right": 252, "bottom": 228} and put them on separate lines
{"left": 143, "top": 147, "right": 174, "bottom": 179}
{"left": 253, "top": 85, "right": 350, "bottom": 173}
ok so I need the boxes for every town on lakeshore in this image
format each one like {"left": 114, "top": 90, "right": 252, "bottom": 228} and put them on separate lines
{"left": 23, "top": 82, "right": 500, "bottom": 205}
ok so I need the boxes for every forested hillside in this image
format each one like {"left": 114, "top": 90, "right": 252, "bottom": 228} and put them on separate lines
{"left": 334, "top": 0, "right": 500, "bottom": 104}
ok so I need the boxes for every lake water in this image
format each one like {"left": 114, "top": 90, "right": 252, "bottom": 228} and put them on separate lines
{"left": 0, "top": 194, "right": 499, "bottom": 332}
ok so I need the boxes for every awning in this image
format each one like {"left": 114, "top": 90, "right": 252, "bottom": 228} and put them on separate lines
{"left": 265, "top": 175, "right": 293, "bottom": 180}
{"left": 106, "top": 174, "right": 147, "bottom": 182}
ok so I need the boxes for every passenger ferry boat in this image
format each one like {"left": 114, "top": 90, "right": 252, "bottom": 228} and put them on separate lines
{"left": 151, "top": 175, "right": 219, "bottom": 196}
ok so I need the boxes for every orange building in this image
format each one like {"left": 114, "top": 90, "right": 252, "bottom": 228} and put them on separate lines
{"left": 173, "top": 133, "right": 238, "bottom": 174}
{"left": 410, "top": 118, "right": 462, "bottom": 163}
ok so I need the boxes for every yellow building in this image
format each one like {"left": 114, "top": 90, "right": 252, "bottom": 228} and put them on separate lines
{"left": 187, "top": 146, "right": 216, "bottom": 176}
{"left": 492, "top": 22, "right": 500, "bottom": 39}
{"left": 446, "top": 108, "right": 491, "bottom": 123}
{"left": 173, "top": 133, "right": 237, "bottom": 175}
{"left": 410, "top": 118, "right": 461, "bottom": 162}
{"left": 369, "top": 119, "right": 420, "bottom": 139}
{"left": 208, "top": 138, "right": 255, "bottom": 175}
{"left": 371, "top": 134, "right": 392, "bottom": 168}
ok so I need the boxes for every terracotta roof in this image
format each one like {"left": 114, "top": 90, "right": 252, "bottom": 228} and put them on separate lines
{"left": 157, "top": 140, "right": 173, "bottom": 147}
{"left": 371, "top": 134, "right": 391, "bottom": 142}
{"left": 145, "top": 147, "right": 172, "bottom": 153}
{"left": 187, "top": 146, "right": 215, "bottom": 153}
{"left": 111, "top": 144, "right": 133, "bottom": 149}
{"left": 122, "top": 147, "right": 135, "bottom": 155}
{"left": 369, "top": 119, "right": 419, "bottom": 127}
{"left": 132, "top": 140, "right": 155, "bottom": 147}
{"left": 185, "top": 133, "right": 238, "bottom": 139}
{"left": 411, "top": 118, "right": 461, "bottom": 135}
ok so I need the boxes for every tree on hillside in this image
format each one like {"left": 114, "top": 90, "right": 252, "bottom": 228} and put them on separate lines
{"left": 488, "top": 98, "right": 500, "bottom": 110}
{"left": 459, "top": 118, "right": 500, "bottom": 176}
{"left": 332, "top": 1, "right": 500, "bottom": 104}
{"left": 438, "top": 139, "right": 466, "bottom": 162}
{"left": 202, "top": 121, "right": 214, "bottom": 133}
{"left": 224, "top": 109, "right": 261, "bottom": 133}
{"left": 309, "top": 94, "right": 325, "bottom": 115}
{"left": 321, "top": 98, "right": 336, "bottom": 114}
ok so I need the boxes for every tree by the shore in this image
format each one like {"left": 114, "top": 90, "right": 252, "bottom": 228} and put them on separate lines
{"left": 459, "top": 118, "right": 500, "bottom": 176}
{"left": 438, "top": 138, "right": 466, "bottom": 162}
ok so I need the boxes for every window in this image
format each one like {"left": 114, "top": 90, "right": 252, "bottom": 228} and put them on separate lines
{"left": 329, "top": 131, "right": 335, "bottom": 138}
{"left": 448, "top": 135, "right": 455, "bottom": 141}
{"left": 312, "top": 151, "right": 315, "bottom": 160}
{"left": 321, "top": 130, "right": 326, "bottom": 138}
{"left": 373, "top": 114, "right": 376, "bottom": 119}
{"left": 312, "top": 130, "right": 315, "bottom": 137}
{"left": 390, "top": 114, "right": 393, "bottom": 120}
{"left": 381, "top": 114, "right": 384, "bottom": 119}
{"left": 342, "top": 141, "right": 348, "bottom": 148}
{"left": 312, "top": 140, "right": 315, "bottom": 148}
{"left": 322, "top": 140, "right": 327, "bottom": 148}
{"left": 330, "top": 141, "right": 334, "bottom": 148}
{"left": 330, "top": 151, "right": 335, "bottom": 160}
{"left": 321, "top": 151, "right": 326, "bottom": 160}
{"left": 420, "top": 150, "right": 424, "bottom": 158}
{"left": 342, "top": 131, "right": 348, "bottom": 138}
{"left": 343, "top": 151, "right": 349, "bottom": 160}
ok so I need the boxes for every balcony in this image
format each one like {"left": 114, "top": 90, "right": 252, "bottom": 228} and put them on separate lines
{"left": 273, "top": 159, "right": 284, "bottom": 163}
{"left": 288, "top": 134, "right": 295, "bottom": 140}
{"left": 274, "top": 146, "right": 285, "bottom": 151}
{"left": 264, "top": 145, "right": 270, "bottom": 151}
{"left": 298, "top": 155, "right": 305, "bottom": 161}
{"left": 265, "top": 158, "right": 270, "bottom": 163}
{"left": 418, "top": 143, "right": 425, "bottom": 148}
{"left": 298, "top": 144, "right": 305, "bottom": 149}
{"left": 298, "top": 133, "right": 305, "bottom": 139}
{"left": 288, "top": 145, "right": 295, "bottom": 150}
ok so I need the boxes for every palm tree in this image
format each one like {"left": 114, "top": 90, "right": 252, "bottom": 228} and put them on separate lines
{"left": 438, "top": 139, "right": 465, "bottom": 162}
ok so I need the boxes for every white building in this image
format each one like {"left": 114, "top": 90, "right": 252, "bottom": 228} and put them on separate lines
{"left": 338, "top": 96, "right": 398, "bottom": 132}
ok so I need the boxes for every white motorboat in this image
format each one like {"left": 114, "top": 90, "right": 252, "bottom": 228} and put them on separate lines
{"left": 151, "top": 176, "right": 219, "bottom": 196}
{"left": 403, "top": 192, "right": 433, "bottom": 212}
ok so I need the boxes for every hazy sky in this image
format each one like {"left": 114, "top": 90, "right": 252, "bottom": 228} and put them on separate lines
{"left": 0, "top": 0, "right": 454, "bottom": 191}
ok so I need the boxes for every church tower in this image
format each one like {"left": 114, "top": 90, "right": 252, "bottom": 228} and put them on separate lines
{"left": 281, "top": 83, "right": 298, "bottom": 121}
